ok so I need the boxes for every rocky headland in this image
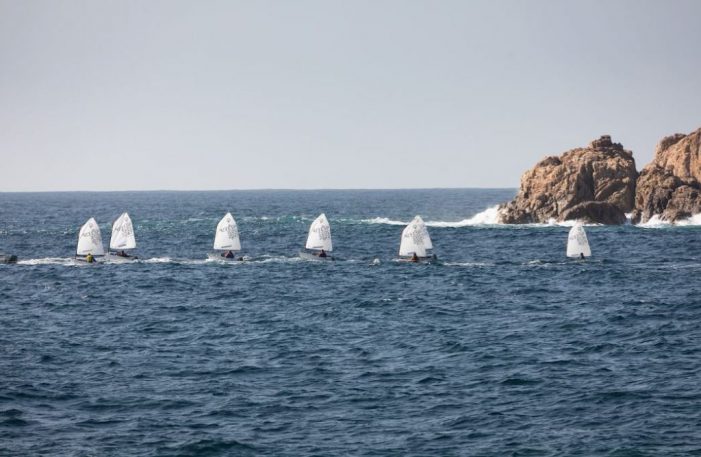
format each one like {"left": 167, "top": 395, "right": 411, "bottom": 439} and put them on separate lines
{"left": 498, "top": 126, "right": 701, "bottom": 225}
{"left": 499, "top": 135, "right": 638, "bottom": 224}
{"left": 632, "top": 129, "right": 701, "bottom": 223}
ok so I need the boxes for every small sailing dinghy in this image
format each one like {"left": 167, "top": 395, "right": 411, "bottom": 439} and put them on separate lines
{"left": 106, "top": 212, "right": 138, "bottom": 262}
{"left": 208, "top": 212, "right": 242, "bottom": 261}
{"left": 399, "top": 215, "right": 436, "bottom": 262}
{"left": 566, "top": 222, "right": 591, "bottom": 259}
{"left": 76, "top": 217, "right": 105, "bottom": 263}
{"left": 0, "top": 254, "right": 18, "bottom": 264}
{"left": 300, "top": 213, "right": 333, "bottom": 260}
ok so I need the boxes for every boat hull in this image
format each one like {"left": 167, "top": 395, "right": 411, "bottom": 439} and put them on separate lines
{"left": 0, "top": 254, "right": 18, "bottom": 264}
{"left": 207, "top": 252, "right": 243, "bottom": 261}
{"left": 299, "top": 251, "right": 334, "bottom": 261}
{"left": 105, "top": 253, "right": 138, "bottom": 263}
{"left": 398, "top": 255, "right": 437, "bottom": 264}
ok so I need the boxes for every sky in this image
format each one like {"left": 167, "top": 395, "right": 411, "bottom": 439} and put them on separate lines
{"left": 1, "top": 0, "right": 700, "bottom": 191}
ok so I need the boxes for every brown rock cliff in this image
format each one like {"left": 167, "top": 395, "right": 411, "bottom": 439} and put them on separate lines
{"left": 499, "top": 136, "right": 638, "bottom": 224}
{"left": 633, "top": 128, "right": 701, "bottom": 223}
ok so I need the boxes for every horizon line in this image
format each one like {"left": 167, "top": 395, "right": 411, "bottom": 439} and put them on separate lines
{"left": 0, "top": 186, "right": 518, "bottom": 194}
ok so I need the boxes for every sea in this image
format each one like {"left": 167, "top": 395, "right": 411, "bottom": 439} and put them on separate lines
{"left": 1, "top": 189, "right": 700, "bottom": 456}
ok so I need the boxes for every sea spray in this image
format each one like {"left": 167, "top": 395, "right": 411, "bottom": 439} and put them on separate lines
{"left": 362, "top": 205, "right": 503, "bottom": 227}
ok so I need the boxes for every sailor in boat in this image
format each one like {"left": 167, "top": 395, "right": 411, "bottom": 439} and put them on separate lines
{"left": 222, "top": 250, "right": 235, "bottom": 259}
{"left": 399, "top": 216, "right": 433, "bottom": 263}
{"left": 580, "top": 253, "right": 585, "bottom": 259}
{"left": 0, "top": 254, "right": 18, "bottom": 264}
{"left": 86, "top": 253, "right": 95, "bottom": 263}
{"left": 116, "top": 250, "right": 130, "bottom": 258}
{"left": 303, "top": 214, "right": 333, "bottom": 260}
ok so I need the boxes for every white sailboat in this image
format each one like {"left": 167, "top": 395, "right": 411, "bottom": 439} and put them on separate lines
{"left": 107, "top": 212, "right": 137, "bottom": 261}
{"left": 399, "top": 215, "right": 435, "bottom": 262}
{"left": 209, "top": 212, "right": 242, "bottom": 260}
{"left": 300, "top": 213, "right": 333, "bottom": 260}
{"left": 419, "top": 217, "right": 433, "bottom": 251}
{"left": 566, "top": 222, "right": 591, "bottom": 258}
{"left": 76, "top": 217, "right": 105, "bottom": 262}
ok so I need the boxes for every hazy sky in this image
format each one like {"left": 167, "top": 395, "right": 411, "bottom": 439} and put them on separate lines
{"left": 1, "top": 0, "right": 700, "bottom": 191}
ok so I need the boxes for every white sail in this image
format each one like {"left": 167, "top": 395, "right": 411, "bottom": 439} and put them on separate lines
{"left": 110, "top": 212, "right": 136, "bottom": 250}
{"left": 213, "top": 212, "right": 241, "bottom": 251}
{"left": 76, "top": 217, "right": 105, "bottom": 256}
{"left": 399, "top": 216, "right": 428, "bottom": 257}
{"left": 567, "top": 223, "right": 591, "bottom": 258}
{"left": 413, "top": 215, "right": 433, "bottom": 250}
{"left": 306, "top": 213, "right": 333, "bottom": 251}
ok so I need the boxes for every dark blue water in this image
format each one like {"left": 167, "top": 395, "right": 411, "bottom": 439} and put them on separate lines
{"left": 2, "top": 189, "right": 701, "bottom": 456}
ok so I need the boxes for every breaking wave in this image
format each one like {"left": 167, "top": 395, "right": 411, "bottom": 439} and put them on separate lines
{"left": 362, "top": 217, "right": 407, "bottom": 225}
{"left": 17, "top": 257, "right": 79, "bottom": 266}
{"left": 638, "top": 213, "right": 701, "bottom": 228}
{"left": 427, "top": 206, "right": 502, "bottom": 227}
{"left": 676, "top": 214, "right": 701, "bottom": 226}
{"left": 362, "top": 206, "right": 503, "bottom": 227}
{"left": 360, "top": 206, "right": 607, "bottom": 228}
{"left": 142, "top": 257, "right": 173, "bottom": 263}
{"left": 637, "top": 213, "right": 701, "bottom": 227}
{"left": 637, "top": 215, "right": 670, "bottom": 228}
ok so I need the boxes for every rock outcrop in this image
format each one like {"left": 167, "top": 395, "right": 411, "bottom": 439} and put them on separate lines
{"left": 499, "top": 136, "right": 638, "bottom": 224}
{"left": 633, "top": 128, "right": 701, "bottom": 223}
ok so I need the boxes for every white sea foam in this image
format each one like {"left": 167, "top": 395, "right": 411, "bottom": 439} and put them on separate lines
{"left": 143, "top": 257, "right": 173, "bottom": 263}
{"left": 362, "top": 206, "right": 504, "bottom": 227}
{"left": 637, "top": 213, "right": 701, "bottom": 228}
{"left": 204, "top": 254, "right": 301, "bottom": 264}
{"left": 252, "top": 255, "right": 303, "bottom": 264}
{"left": 361, "top": 206, "right": 609, "bottom": 228}
{"left": 523, "top": 259, "right": 568, "bottom": 267}
{"left": 362, "top": 217, "right": 407, "bottom": 225}
{"left": 425, "top": 206, "right": 502, "bottom": 227}
{"left": 18, "top": 257, "right": 80, "bottom": 266}
{"left": 15, "top": 255, "right": 307, "bottom": 267}
{"left": 551, "top": 218, "right": 574, "bottom": 227}
{"left": 243, "top": 215, "right": 311, "bottom": 223}
{"left": 674, "top": 213, "right": 701, "bottom": 226}
{"left": 515, "top": 218, "right": 604, "bottom": 228}
{"left": 442, "top": 261, "right": 492, "bottom": 267}
{"left": 541, "top": 217, "right": 606, "bottom": 227}
{"left": 637, "top": 215, "right": 669, "bottom": 228}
